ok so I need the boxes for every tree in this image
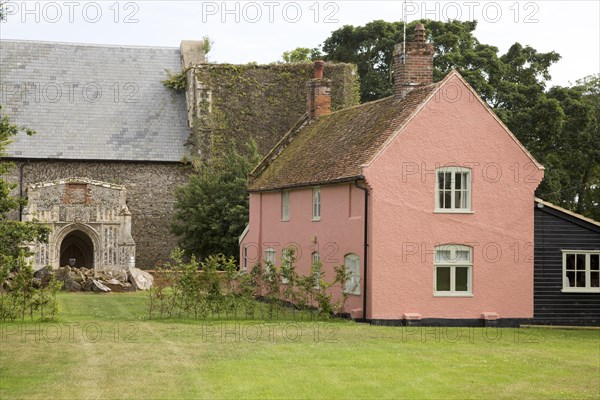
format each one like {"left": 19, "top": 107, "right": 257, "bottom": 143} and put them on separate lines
{"left": 0, "top": 105, "right": 50, "bottom": 270}
{"left": 282, "top": 47, "right": 322, "bottom": 63}
{"left": 1, "top": 105, "right": 59, "bottom": 320}
{"left": 322, "top": 20, "right": 504, "bottom": 102}
{"left": 533, "top": 76, "right": 599, "bottom": 219}
{"left": 573, "top": 75, "right": 600, "bottom": 220}
{"left": 198, "top": 35, "right": 214, "bottom": 62}
{"left": 322, "top": 20, "right": 405, "bottom": 102}
{"left": 321, "top": 19, "right": 561, "bottom": 108}
{"left": 172, "top": 139, "right": 261, "bottom": 261}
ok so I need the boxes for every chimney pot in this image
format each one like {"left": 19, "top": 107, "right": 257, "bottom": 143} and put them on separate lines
{"left": 393, "top": 23, "right": 434, "bottom": 98}
{"left": 313, "top": 60, "right": 325, "bottom": 79}
{"left": 414, "top": 24, "right": 426, "bottom": 44}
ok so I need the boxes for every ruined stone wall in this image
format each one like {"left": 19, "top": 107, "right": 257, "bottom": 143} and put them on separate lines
{"left": 190, "top": 63, "right": 360, "bottom": 156}
{"left": 5, "top": 160, "right": 191, "bottom": 269}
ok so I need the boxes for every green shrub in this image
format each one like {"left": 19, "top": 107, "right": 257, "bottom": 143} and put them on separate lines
{"left": 0, "top": 253, "right": 62, "bottom": 322}
{"left": 147, "top": 247, "right": 352, "bottom": 321}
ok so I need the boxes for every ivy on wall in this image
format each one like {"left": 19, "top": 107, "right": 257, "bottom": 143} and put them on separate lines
{"left": 191, "top": 63, "right": 360, "bottom": 156}
{"left": 162, "top": 69, "right": 188, "bottom": 93}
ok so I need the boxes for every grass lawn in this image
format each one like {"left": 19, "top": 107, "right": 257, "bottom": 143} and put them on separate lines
{"left": 0, "top": 292, "right": 598, "bottom": 399}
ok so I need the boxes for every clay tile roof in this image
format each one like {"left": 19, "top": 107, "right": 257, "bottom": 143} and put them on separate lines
{"left": 248, "top": 83, "right": 439, "bottom": 192}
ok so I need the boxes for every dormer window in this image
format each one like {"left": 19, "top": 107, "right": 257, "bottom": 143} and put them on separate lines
{"left": 435, "top": 167, "right": 471, "bottom": 212}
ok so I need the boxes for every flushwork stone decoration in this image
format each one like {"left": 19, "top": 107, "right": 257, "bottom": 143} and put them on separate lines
{"left": 23, "top": 178, "right": 135, "bottom": 271}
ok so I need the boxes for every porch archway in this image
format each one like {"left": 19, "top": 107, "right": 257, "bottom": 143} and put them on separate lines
{"left": 59, "top": 230, "right": 95, "bottom": 268}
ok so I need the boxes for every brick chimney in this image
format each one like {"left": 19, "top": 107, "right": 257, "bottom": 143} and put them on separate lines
{"left": 393, "top": 24, "right": 434, "bottom": 98}
{"left": 307, "top": 60, "right": 332, "bottom": 121}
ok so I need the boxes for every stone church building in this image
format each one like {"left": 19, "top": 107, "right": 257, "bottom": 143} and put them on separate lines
{"left": 0, "top": 39, "right": 358, "bottom": 270}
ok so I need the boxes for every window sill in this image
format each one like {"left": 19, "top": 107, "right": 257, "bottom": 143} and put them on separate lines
{"left": 434, "top": 210, "right": 474, "bottom": 214}
{"left": 561, "top": 288, "right": 600, "bottom": 294}
{"left": 343, "top": 292, "right": 361, "bottom": 296}
{"left": 311, "top": 218, "right": 321, "bottom": 222}
{"left": 433, "top": 293, "right": 473, "bottom": 297}
{"left": 280, "top": 219, "right": 289, "bottom": 222}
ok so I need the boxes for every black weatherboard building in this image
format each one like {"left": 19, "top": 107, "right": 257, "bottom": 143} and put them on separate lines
{"left": 534, "top": 198, "right": 600, "bottom": 326}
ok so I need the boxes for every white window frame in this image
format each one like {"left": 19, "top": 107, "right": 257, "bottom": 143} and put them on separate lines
{"left": 264, "top": 247, "right": 276, "bottom": 273}
{"left": 312, "top": 251, "right": 321, "bottom": 288}
{"left": 562, "top": 250, "right": 600, "bottom": 293}
{"left": 281, "top": 248, "right": 293, "bottom": 284}
{"left": 242, "top": 245, "right": 248, "bottom": 272}
{"left": 312, "top": 187, "right": 321, "bottom": 221}
{"left": 281, "top": 190, "right": 290, "bottom": 221}
{"left": 435, "top": 167, "right": 472, "bottom": 213}
{"left": 344, "top": 254, "right": 361, "bottom": 295}
{"left": 434, "top": 244, "right": 473, "bottom": 297}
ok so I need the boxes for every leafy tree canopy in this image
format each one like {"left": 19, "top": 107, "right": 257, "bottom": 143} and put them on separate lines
{"left": 533, "top": 75, "right": 599, "bottom": 220}
{"left": 172, "top": 139, "right": 261, "bottom": 261}
{"left": 281, "top": 47, "right": 323, "bottom": 63}
{"left": 319, "top": 20, "right": 561, "bottom": 104}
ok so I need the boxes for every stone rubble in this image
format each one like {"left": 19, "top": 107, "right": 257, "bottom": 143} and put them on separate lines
{"left": 3, "top": 266, "right": 156, "bottom": 293}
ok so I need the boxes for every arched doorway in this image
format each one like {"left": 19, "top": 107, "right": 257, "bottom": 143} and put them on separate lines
{"left": 59, "top": 230, "right": 94, "bottom": 268}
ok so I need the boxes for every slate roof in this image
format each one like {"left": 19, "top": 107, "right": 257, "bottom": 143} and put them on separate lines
{"left": 248, "top": 83, "right": 439, "bottom": 191}
{"left": 0, "top": 40, "right": 190, "bottom": 161}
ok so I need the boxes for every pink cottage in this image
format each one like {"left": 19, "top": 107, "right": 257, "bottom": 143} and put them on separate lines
{"left": 240, "top": 24, "right": 544, "bottom": 326}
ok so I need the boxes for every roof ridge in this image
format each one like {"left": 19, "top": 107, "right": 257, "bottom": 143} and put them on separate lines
{"left": 326, "top": 95, "right": 395, "bottom": 115}
{"left": 0, "top": 38, "right": 180, "bottom": 51}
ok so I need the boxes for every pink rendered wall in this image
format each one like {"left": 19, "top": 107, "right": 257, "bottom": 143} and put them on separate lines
{"left": 364, "top": 74, "right": 543, "bottom": 320}
{"left": 241, "top": 184, "right": 365, "bottom": 313}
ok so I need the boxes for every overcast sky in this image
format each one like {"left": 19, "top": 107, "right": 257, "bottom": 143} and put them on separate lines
{"left": 1, "top": 1, "right": 598, "bottom": 87}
